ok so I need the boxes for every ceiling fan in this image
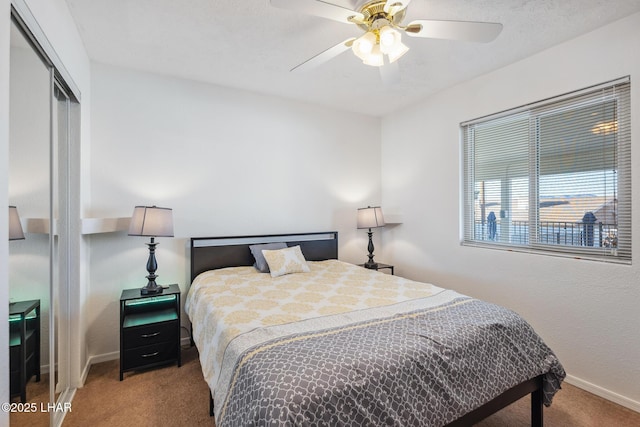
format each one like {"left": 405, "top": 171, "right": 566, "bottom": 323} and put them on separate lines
{"left": 270, "top": 0, "right": 503, "bottom": 82}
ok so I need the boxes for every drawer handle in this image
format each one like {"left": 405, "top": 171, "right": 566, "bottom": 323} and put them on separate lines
{"left": 141, "top": 332, "right": 161, "bottom": 338}
{"left": 141, "top": 351, "right": 159, "bottom": 358}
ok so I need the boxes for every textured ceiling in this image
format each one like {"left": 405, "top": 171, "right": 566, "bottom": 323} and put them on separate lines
{"left": 65, "top": 0, "right": 640, "bottom": 116}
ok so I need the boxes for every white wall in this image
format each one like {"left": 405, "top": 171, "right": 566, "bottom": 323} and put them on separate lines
{"left": 87, "top": 62, "right": 382, "bottom": 357}
{"left": 381, "top": 12, "right": 640, "bottom": 410}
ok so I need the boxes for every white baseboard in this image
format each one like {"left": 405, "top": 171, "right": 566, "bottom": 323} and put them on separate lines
{"left": 79, "top": 351, "right": 119, "bottom": 386}
{"left": 79, "top": 359, "right": 90, "bottom": 386}
{"left": 88, "top": 350, "right": 120, "bottom": 365}
{"left": 565, "top": 374, "right": 640, "bottom": 413}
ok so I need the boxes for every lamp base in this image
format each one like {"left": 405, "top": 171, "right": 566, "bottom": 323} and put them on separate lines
{"left": 140, "top": 285, "right": 163, "bottom": 295}
{"left": 140, "top": 238, "right": 163, "bottom": 295}
{"left": 140, "top": 277, "right": 163, "bottom": 295}
{"left": 364, "top": 229, "right": 378, "bottom": 270}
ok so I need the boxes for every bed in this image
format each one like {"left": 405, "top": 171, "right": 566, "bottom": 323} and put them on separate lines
{"left": 186, "top": 232, "right": 565, "bottom": 426}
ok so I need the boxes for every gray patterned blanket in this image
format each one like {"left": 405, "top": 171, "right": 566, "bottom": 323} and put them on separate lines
{"left": 217, "top": 296, "right": 565, "bottom": 426}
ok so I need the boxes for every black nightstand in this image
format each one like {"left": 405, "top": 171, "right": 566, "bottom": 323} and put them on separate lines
{"left": 119, "top": 284, "right": 181, "bottom": 380}
{"left": 358, "top": 263, "right": 395, "bottom": 275}
{"left": 9, "top": 299, "right": 41, "bottom": 403}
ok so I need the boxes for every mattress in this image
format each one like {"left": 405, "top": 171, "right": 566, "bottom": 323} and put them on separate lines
{"left": 186, "top": 259, "right": 564, "bottom": 426}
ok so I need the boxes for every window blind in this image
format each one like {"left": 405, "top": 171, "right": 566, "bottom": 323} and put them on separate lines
{"left": 462, "top": 77, "right": 631, "bottom": 263}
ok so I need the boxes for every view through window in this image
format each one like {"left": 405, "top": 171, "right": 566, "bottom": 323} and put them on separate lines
{"left": 462, "top": 78, "right": 630, "bottom": 262}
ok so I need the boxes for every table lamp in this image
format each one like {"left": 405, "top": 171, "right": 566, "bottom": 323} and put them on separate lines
{"left": 357, "top": 206, "right": 385, "bottom": 269}
{"left": 128, "top": 205, "right": 174, "bottom": 295}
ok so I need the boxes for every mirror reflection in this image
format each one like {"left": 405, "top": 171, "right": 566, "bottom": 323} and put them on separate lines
{"left": 8, "top": 17, "right": 52, "bottom": 422}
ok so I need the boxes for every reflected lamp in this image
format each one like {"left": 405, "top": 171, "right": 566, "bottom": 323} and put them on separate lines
{"left": 8, "top": 206, "right": 25, "bottom": 241}
{"left": 128, "top": 205, "right": 174, "bottom": 295}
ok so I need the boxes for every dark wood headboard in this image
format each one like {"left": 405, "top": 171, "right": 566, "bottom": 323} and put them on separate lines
{"left": 190, "top": 231, "right": 338, "bottom": 282}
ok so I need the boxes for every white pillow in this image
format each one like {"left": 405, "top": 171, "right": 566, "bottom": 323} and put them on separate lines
{"left": 262, "top": 245, "right": 310, "bottom": 278}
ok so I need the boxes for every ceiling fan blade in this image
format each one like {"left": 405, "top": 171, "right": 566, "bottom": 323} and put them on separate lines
{"left": 270, "top": 0, "right": 364, "bottom": 24}
{"left": 379, "top": 60, "right": 400, "bottom": 85}
{"left": 291, "top": 38, "right": 356, "bottom": 72}
{"left": 384, "top": 0, "right": 412, "bottom": 15}
{"left": 405, "top": 19, "right": 503, "bottom": 42}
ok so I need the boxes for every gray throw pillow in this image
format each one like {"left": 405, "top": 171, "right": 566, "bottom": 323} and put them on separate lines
{"left": 249, "top": 242, "right": 287, "bottom": 272}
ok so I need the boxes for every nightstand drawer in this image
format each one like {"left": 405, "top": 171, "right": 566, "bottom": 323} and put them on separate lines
{"left": 10, "top": 344, "right": 20, "bottom": 371}
{"left": 122, "top": 341, "right": 178, "bottom": 370}
{"left": 123, "top": 321, "right": 178, "bottom": 348}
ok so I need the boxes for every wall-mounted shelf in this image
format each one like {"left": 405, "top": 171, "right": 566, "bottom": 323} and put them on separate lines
{"left": 384, "top": 214, "right": 403, "bottom": 225}
{"left": 21, "top": 217, "right": 131, "bottom": 235}
{"left": 81, "top": 217, "right": 130, "bottom": 235}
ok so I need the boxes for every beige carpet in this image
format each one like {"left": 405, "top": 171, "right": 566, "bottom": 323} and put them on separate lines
{"left": 11, "top": 345, "right": 640, "bottom": 426}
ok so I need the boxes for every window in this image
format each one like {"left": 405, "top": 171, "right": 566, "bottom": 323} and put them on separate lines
{"left": 462, "top": 78, "right": 631, "bottom": 262}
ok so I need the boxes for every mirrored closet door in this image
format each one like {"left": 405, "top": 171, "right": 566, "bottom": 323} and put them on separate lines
{"left": 8, "top": 16, "right": 52, "bottom": 413}
{"left": 8, "top": 7, "right": 78, "bottom": 425}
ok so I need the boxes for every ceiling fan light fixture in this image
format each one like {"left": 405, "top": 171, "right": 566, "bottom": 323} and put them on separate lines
{"left": 379, "top": 26, "right": 400, "bottom": 53}
{"left": 387, "top": 40, "right": 409, "bottom": 63}
{"left": 362, "top": 43, "right": 384, "bottom": 67}
{"left": 352, "top": 31, "right": 377, "bottom": 61}
{"left": 272, "top": 0, "right": 504, "bottom": 75}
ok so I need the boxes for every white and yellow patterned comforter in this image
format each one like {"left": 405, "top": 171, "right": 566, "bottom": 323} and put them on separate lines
{"left": 185, "top": 259, "right": 445, "bottom": 417}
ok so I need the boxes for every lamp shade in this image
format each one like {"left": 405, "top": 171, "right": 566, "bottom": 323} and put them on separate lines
{"left": 357, "top": 206, "right": 385, "bottom": 229}
{"left": 352, "top": 31, "right": 377, "bottom": 61}
{"left": 128, "top": 206, "right": 174, "bottom": 237}
{"left": 379, "top": 26, "right": 400, "bottom": 53}
{"left": 387, "top": 40, "right": 409, "bottom": 63}
{"left": 9, "top": 205, "right": 25, "bottom": 241}
{"left": 362, "top": 44, "right": 384, "bottom": 67}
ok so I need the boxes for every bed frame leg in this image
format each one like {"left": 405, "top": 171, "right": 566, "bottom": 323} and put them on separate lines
{"left": 209, "top": 390, "right": 214, "bottom": 417}
{"left": 531, "top": 385, "right": 543, "bottom": 427}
